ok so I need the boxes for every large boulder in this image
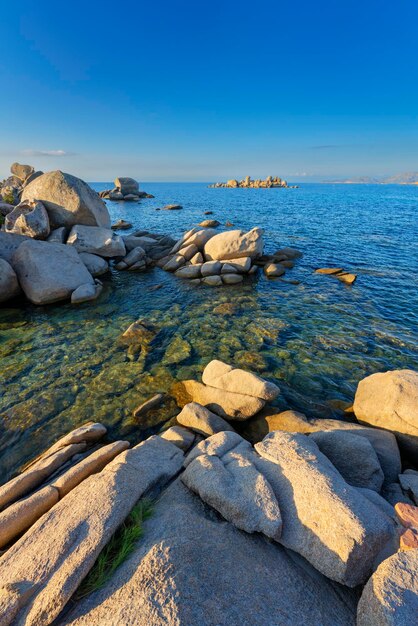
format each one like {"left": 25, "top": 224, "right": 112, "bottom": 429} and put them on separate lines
{"left": 0, "top": 259, "right": 21, "bottom": 302}
{"left": 0, "top": 436, "right": 183, "bottom": 626}
{"left": 202, "top": 359, "right": 280, "bottom": 401}
{"left": 354, "top": 370, "right": 418, "bottom": 456}
{"left": 62, "top": 479, "right": 358, "bottom": 626}
{"left": 171, "top": 379, "right": 265, "bottom": 420}
{"left": 357, "top": 549, "right": 418, "bottom": 626}
{"left": 5, "top": 200, "right": 50, "bottom": 239}
{"left": 114, "top": 177, "right": 139, "bottom": 195}
{"left": 255, "top": 431, "right": 397, "bottom": 586}
{"left": 310, "top": 431, "right": 384, "bottom": 492}
{"left": 204, "top": 227, "right": 264, "bottom": 261}
{"left": 21, "top": 170, "right": 110, "bottom": 228}
{"left": 0, "top": 231, "right": 30, "bottom": 263}
{"left": 66, "top": 225, "right": 126, "bottom": 257}
{"left": 12, "top": 240, "right": 95, "bottom": 305}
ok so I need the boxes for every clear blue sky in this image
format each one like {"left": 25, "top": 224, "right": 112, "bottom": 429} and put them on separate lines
{"left": 1, "top": 0, "right": 418, "bottom": 181}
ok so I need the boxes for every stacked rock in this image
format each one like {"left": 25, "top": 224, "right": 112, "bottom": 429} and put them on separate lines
{"left": 0, "top": 162, "right": 43, "bottom": 208}
{"left": 159, "top": 226, "right": 264, "bottom": 286}
{"left": 99, "top": 177, "right": 154, "bottom": 201}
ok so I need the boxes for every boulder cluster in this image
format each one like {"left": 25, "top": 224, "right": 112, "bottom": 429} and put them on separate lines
{"left": 99, "top": 177, "right": 154, "bottom": 201}
{"left": 209, "top": 175, "right": 298, "bottom": 188}
{"left": 0, "top": 364, "right": 416, "bottom": 625}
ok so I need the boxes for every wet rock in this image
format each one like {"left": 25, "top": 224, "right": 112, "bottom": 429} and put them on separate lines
{"left": 354, "top": 369, "right": 418, "bottom": 457}
{"left": 121, "top": 319, "right": 157, "bottom": 346}
{"left": 315, "top": 267, "right": 344, "bottom": 275}
{"left": 12, "top": 240, "right": 95, "bottom": 305}
{"left": 199, "top": 219, "right": 220, "bottom": 227}
{"left": 337, "top": 272, "right": 357, "bottom": 285}
{"left": 174, "top": 264, "right": 202, "bottom": 279}
{"left": 222, "top": 273, "right": 243, "bottom": 284}
{"left": 163, "top": 254, "right": 186, "bottom": 272}
{"left": 310, "top": 431, "right": 384, "bottom": 492}
{"left": 202, "top": 275, "right": 223, "bottom": 286}
{"left": 177, "top": 402, "right": 236, "bottom": 437}
{"left": 160, "top": 426, "right": 196, "bottom": 451}
{"left": 67, "top": 225, "right": 126, "bottom": 258}
{"left": 255, "top": 431, "right": 397, "bottom": 586}
{"left": 212, "top": 302, "right": 239, "bottom": 315}
{"left": 79, "top": 252, "right": 109, "bottom": 276}
{"left": 0, "top": 259, "right": 21, "bottom": 303}
{"left": 171, "top": 380, "right": 265, "bottom": 420}
{"left": 21, "top": 170, "right": 110, "bottom": 228}
{"left": 47, "top": 226, "right": 67, "bottom": 243}
{"left": 202, "top": 360, "right": 280, "bottom": 401}
{"left": 204, "top": 227, "right": 264, "bottom": 261}
{"left": 274, "top": 247, "right": 303, "bottom": 259}
{"left": 133, "top": 393, "right": 165, "bottom": 418}
{"left": 357, "top": 549, "right": 418, "bottom": 626}
{"left": 5, "top": 200, "right": 50, "bottom": 239}
{"left": 62, "top": 479, "right": 357, "bottom": 626}
{"left": 264, "top": 263, "right": 285, "bottom": 277}
{"left": 182, "top": 439, "right": 282, "bottom": 539}
{"left": 161, "top": 203, "right": 182, "bottom": 210}
{"left": 71, "top": 281, "right": 102, "bottom": 304}
{"left": 164, "top": 336, "right": 191, "bottom": 365}
{"left": 114, "top": 246, "right": 146, "bottom": 270}
{"left": 111, "top": 219, "right": 132, "bottom": 230}
{"left": 0, "top": 437, "right": 184, "bottom": 626}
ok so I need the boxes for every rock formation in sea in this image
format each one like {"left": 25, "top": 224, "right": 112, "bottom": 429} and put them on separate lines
{"left": 209, "top": 175, "right": 298, "bottom": 188}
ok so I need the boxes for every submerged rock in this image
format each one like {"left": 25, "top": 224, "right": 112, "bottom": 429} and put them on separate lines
{"left": 264, "top": 262, "right": 285, "bottom": 277}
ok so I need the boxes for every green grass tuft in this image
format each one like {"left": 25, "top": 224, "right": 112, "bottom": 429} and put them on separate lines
{"left": 74, "top": 498, "right": 153, "bottom": 600}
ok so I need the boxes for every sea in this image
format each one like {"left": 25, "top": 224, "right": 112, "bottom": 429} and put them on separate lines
{"left": 1, "top": 182, "right": 417, "bottom": 480}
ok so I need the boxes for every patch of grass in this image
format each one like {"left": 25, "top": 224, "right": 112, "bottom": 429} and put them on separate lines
{"left": 74, "top": 498, "right": 153, "bottom": 600}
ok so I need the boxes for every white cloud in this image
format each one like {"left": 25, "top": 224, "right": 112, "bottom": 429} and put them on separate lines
{"left": 20, "top": 149, "right": 75, "bottom": 157}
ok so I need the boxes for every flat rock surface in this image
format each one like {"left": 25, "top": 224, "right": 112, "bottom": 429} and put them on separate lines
{"left": 62, "top": 480, "right": 357, "bottom": 626}
{"left": 176, "top": 402, "right": 235, "bottom": 436}
{"left": 202, "top": 359, "right": 280, "bottom": 401}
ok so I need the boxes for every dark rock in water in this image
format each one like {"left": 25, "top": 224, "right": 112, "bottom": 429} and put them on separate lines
{"left": 199, "top": 219, "right": 220, "bottom": 227}
{"left": 62, "top": 479, "right": 358, "bottom": 626}
{"left": 204, "top": 210, "right": 213, "bottom": 214}
{"left": 315, "top": 267, "right": 344, "bottom": 275}
{"left": 274, "top": 247, "right": 303, "bottom": 259}
{"left": 133, "top": 393, "right": 165, "bottom": 418}
{"left": 264, "top": 263, "right": 285, "bottom": 277}
{"left": 121, "top": 319, "right": 158, "bottom": 346}
{"left": 160, "top": 204, "right": 183, "bottom": 211}
{"left": 111, "top": 219, "right": 132, "bottom": 230}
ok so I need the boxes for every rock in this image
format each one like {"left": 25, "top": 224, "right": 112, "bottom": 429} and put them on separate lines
{"left": 164, "top": 336, "right": 191, "bottom": 365}
{"left": 12, "top": 240, "right": 95, "bottom": 305}
{"left": 174, "top": 264, "right": 202, "bottom": 279}
{"left": 357, "top": 549, "right": 418, "bottom": 626}
{"left": 399, "top": 472, "right": 418, "bottom": 505}
{"left": 133, "top": 394, "right": 164, "bottom": 418}
{"left": 202, "top": 360, "right": 279, "bottom": 401}
{"left": 114, "top": 246, "right": 146, "bottom": 270}
{"left": 201, "top": 260, "right": 222, "bottom": 276}
{"left": 219, "top": 256, "right": 252, "bottom": 272}
{"left": 315, "top": 268, "right": 344, "bottom": 275}
{"left": 264, "top": 263, "right": 285, "bottom": 277}
{"left": 24, "top": 170, "right": 44, "bottom": 186}
{"left": 190, "top": 252, "right": 203, "bottom": 264}
{"left": 255, "top": 431, "right": 397, "bottom": 586}
{"left": 221, "top": 263, "right": 238, "bottom": 273}
{"left": 0, "top": 437, "right": 183, "bottom": 626}
{"left": 0, "top": 202, "right": 15, "bottom": 216}
{"left": 182, "top": 440, "right": 282, "bottom": 540}
{"left": 114, "top": 177, "right": 139, "bottom": 195}
{"left": 21, "top": 170, "right": 110, "bottom": 228}
{"left": 177, "top": 402, "right": 236, "bottom": 437}
{"left": 222, "top": 273, "right": 243, "bottom": 284}
{"left": 5, "top": 200, "right": 50, "bottom": 239}
{"left": 199, "top": 219, "right": 220, "bottom": 227}
{"left": 202, "top": 275, "right": 223, "bottom": 286}
{"left": 71, "top": 281, "right": 102, "bottom": 304}
{"left": 354, "top": 370, "right": 418, "bottom": 456}
{"left": 79, "top": 252, "right": 109, "bottom": 276}
{"left": 67, "top": 225, "right": 125, "bottom": 258}
{"left": 395, "top": 502, "right": 418, "bottom": 529}
{"left": 62, "top": 479, "right": 357, "bottom": 626}
{"left": 204, "top": 227, "right": 264, "bottom": 261}
{"left": 47, "top": 226, "right": 67, "bottom": 243}
{"left": 172, "top": 228, "right": 217, "bottom": 253}
{"left": 111, "top": 219, "right": 132, "bottom": 230}
{"left": 280, "top": 259, "right": 294, "bottom": 268}
{"left": 11, "top": 162, "right": 34, "bottom": 182}
{"left": 242, "top": 410, "right": 402, "bottom": 484}
{"left": 310, "top": 431, "right": 384, "bottom": 492}
{"left": 123, "top": 235, "right": 156, "bottom": 252}
{"left": 274, "top": 247, "right": 303, "bottom": 259}
{"left": 171, "top": 380, "right": 265, "bottom": 421}
{"left": 123, "top": 194, "right": 140, "bottom": 201}
{"left": 163, "top": 254, "right": 186, "bottom": 272}
{"left": 160, "top": 426, "right": 196, "bottom": 451}
{"left": 121, "top": 319, "right": 157, "bottom": 346}
{"left": 337, "top": 272, "right": 357, "bottom": 285}
{"left": 357, "top": 487, "right": 398, "bottom": 521}
{"left": 178, "top": 243, "right": 198, "bottom": 261}
{"left": 161, "top": 204, "right": 182, "bottom": 210}
{"left": 108, "top": 190, "right": 124, "bottom": 200}
{"left": 399, "top": 528, "right": 418, "bottom": 550}
{"left": 0, "top": 259, "right": 21, "bottom": 303}
{"left": 383, "top": 482, "right": 415, "bottom": 506}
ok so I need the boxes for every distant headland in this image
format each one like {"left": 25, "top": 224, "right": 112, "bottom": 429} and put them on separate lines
{"left": 209, "top": 175, "right": 298, "bottom": 189}
{"left": 329, "top": 171, "right": 418, "bottom": 184}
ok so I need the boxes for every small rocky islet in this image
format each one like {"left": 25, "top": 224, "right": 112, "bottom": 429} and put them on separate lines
{"left": 0, "top": 163, "right": 417, "bottom": 625}
{"left": 209, "top": 174, "right": 298, "bottom": 188}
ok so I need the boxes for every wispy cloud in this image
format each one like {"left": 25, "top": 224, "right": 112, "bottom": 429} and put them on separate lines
{"left": 20, "top": 149, "right": 76, "bottom": 157}
{"left": 310, "top": 144, "right": 340, "bottom": 150}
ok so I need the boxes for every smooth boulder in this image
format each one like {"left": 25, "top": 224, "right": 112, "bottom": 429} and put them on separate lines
{"left": 12, "top": 240, "right": 95, "bottom": 305}
{"left": 204, "top": 227, "right": 264, "bottom": 261}
{"left": 202, "top": 360, "right": 280, "bottom": 401}
{"left": 0, "top": 259, "right": 21, "bottom": 303}
{"left": 21, "top": 170, "right": 110, "bottom": 228}
{"left": 79, "top": 252, "right": 109, "bottom": 276}
{"left": 177, "top": 402, "right": 236, "bottom": 437}
{"left": 67, "top": 225, "right": 126, "bottom": 257}
{"left": 354, "top": 369, "right": 418, "bottom": 456}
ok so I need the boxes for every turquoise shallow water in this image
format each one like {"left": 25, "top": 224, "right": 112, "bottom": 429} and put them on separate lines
{"left": 1, "top": 183, "right": 417, "bottom": 481}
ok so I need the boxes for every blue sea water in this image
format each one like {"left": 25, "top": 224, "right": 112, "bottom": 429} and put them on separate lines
{"left": 1, "top": 183, "right": 417, "bottom": 480}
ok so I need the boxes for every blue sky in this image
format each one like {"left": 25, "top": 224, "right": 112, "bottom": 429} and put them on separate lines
{"left": 1, "top": 0, "right": 418, "bottom": 181}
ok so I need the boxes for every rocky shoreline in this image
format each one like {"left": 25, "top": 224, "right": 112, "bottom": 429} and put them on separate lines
{"left": 209, "top": 175, "right": 298, "bottom": 188}
{"left": 0, "top": 361, "right": 416, "bottom": 625}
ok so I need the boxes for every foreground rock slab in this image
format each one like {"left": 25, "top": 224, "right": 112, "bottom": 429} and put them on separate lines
{"left": 357, "top": 549, "right": 418, "bottom": 626}
{"left": 0, "top": 436, "right": 183, "bottom": 626}
{"left": 255, "top": 431, "right": 397, "bottom": 586}
{"left": 12, "top": 240, "right": 95, "bottom": 305}
{"left": 354, "top": 369, "right": 418, "bottom": 456}
{"left": 62, "top": 480, "right": 357, "bottom": 626}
